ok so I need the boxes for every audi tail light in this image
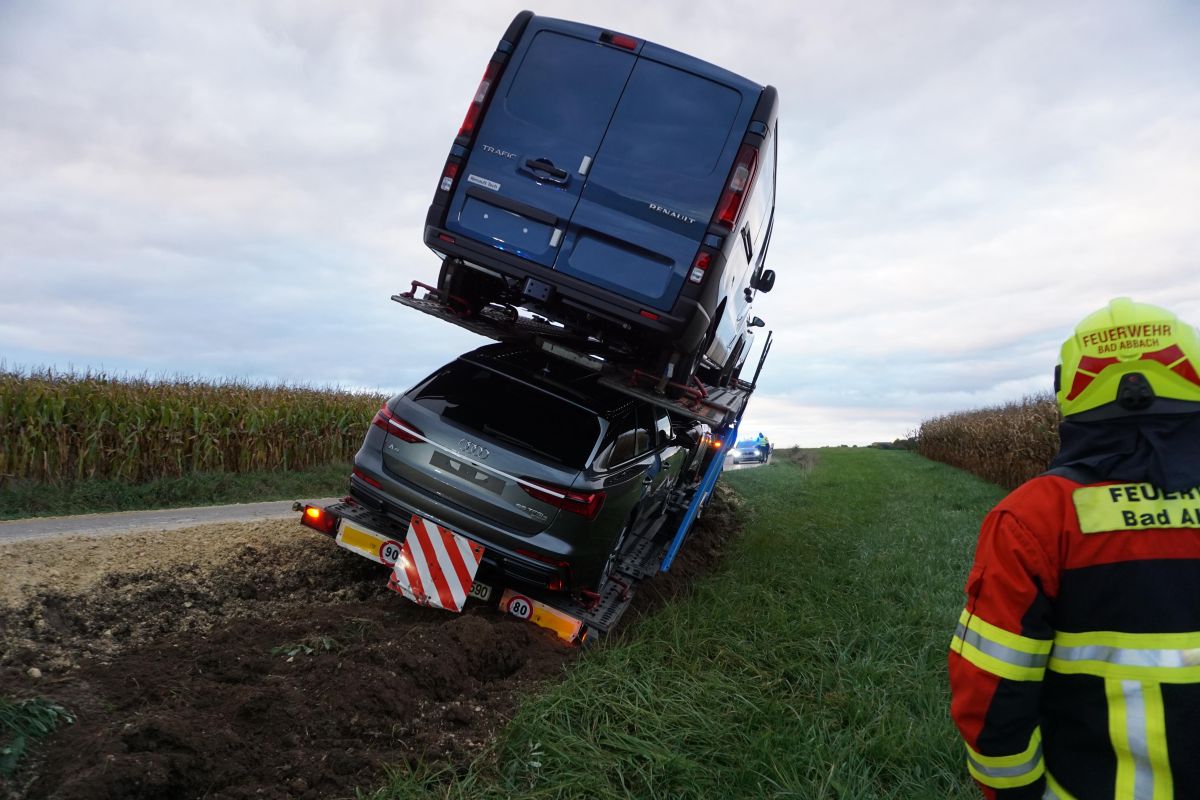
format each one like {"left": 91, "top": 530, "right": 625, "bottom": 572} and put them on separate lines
{"left": 352, "top": 467, "right": 381, "bottom": 489}
{"left": 713, "top": 143, "right": 759, "bottom": 232}
{"left": 458, "top": 60, "right": 502, "bottom": 139}
{"left": 371, "top": 404, "right": 423, "bottom": 443}
{"left": 519, "top": 478, "right": 605, "bottom": 521}
{"left": 515, "top": 548, "right": 573, "bottom": 590}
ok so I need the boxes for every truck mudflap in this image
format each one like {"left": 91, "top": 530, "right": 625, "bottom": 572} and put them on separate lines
{"left": 392, "top": 280, "right": 760, "bottom": 427}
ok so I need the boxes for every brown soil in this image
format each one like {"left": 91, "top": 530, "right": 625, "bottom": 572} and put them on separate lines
{"left": 0, "top": 485, "right": 742, "bottom": 800}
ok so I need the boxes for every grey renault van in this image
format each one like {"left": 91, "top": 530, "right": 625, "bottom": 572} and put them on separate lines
{"left": 424, "top": 11, "right": 778, "bottom": 386}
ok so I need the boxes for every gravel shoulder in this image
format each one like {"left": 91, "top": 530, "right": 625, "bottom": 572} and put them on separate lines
{"left": 0, "top": 498, "right": 341, "bottom": 544}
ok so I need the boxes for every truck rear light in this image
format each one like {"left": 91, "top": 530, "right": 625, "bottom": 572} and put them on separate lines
{"left": 688, "top": 251, "right": 712, "bottom": 285}
{"left": 438, "top": 233, "right": 456, "bottom": 245}
{"left": 519, "top": 478, "right": 605, "bottom": 521}
{"left": 439, "top": 161, "right": 460, "bottom": 192}
{"left": 713, "top": 143, "right": 758, "bottom": 232}
{"left": 458, "top": 60, "right": 502, "bottom": 139}
{"left": 371, "top": 404, "right": 424, "bottom": 443}
{"left": 300, "top": 505, "right": 338, "bottom": 536}
{"left": 639, "top": 310, "right": 659, "bottom": 321}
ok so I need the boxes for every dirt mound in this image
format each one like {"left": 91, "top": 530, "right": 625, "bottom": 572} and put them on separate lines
{"left": 1, "top": 487, "right": 743, "bottom": 799}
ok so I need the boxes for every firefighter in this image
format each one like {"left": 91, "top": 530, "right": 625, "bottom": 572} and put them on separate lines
{"left": 949, "top": 297, "right": 1200, "bottom": 799}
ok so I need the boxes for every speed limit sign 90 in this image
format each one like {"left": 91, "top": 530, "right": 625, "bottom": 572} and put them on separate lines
{"left": 506, "top": 595, "right": 534, "bottom": 620}
{"left": 378, "top": 540, "right": 404, "bottom": 566}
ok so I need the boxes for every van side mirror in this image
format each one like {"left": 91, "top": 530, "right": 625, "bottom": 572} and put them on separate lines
{"left": 749, "top": 316, "right": 766, "bottom": 328}
{"left": 753, "top": 269, "right": 776, "bottom": 293}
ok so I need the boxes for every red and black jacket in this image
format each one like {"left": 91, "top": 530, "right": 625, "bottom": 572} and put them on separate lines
{"left": 949, "top": 471, "right": 1200, "bottom": 799}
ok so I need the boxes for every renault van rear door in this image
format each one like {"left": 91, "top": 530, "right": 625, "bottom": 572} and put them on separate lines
{"left": 444, "top": 20, "right": 637, "bottom": 267}
{"left": 552, "top": 48, "right": 759, "bottom": 310}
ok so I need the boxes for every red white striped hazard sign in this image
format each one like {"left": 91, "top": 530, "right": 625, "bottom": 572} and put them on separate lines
{"left": 387, "top": 515, "right": 484, "bottom": 613}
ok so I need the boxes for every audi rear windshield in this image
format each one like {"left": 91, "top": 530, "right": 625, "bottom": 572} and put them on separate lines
{"left": 407, "top": 363, "right": 602, "bottom": 468}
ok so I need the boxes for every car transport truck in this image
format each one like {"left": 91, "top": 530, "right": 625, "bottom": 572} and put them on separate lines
{"left": 297, "top": 10, "right": 778, "bottom": 643}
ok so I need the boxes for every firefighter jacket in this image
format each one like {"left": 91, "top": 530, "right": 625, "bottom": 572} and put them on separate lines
{"left": 949, "top": 472, "right": 1200, "bottom": 800}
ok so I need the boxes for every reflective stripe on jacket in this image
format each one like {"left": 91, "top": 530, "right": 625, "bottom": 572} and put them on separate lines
{"left": 948, "top": 475, "right": 1200, "bottom": 800}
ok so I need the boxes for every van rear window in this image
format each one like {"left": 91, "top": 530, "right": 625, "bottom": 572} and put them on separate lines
{"left": 505, "top": 31, "right": 633, "bottom": 141}
{"left": 408, "top": 363, "right": 602, "bottom": 468}
{"left": 599, "top": 59, "right": 741, "bottom": 177}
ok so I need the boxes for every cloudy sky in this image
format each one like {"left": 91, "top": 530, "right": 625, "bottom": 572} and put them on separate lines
{"left": 3, "top": 1, "right": 1198, "bottom": 446}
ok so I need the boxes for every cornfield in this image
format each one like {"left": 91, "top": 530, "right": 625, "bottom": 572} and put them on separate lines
{"left": 0, "top": 368, "right": 387, "bottom": 485}
{"left": 916, "top": 393, "right": 1060, "bottom": 489}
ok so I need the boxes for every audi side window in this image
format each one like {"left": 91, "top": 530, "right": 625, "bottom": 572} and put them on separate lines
{"left": 632, "top": 405, "right": 653, "bottom": 457}
{"left": 595, "top": 404, "right": 639, "bottom": 469}
{"left": 655, "top": 411, "right": 672, "bottom": 447}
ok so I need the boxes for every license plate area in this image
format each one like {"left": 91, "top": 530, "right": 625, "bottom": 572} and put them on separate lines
{"left": 429, "top": 451, "right": 505, "bottom": 495}
{"left": 467, "top": 581, "right": 492, "bottom": 602}
{"left": 336, "top": 521, "right": 394, "bottom": 565}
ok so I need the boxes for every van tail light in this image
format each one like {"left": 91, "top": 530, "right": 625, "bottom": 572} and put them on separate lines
{"left": 519, "top": 478, "right": 605, "bottom": 521}
{"left": 300, "top": 505, "right": 338, "bottom": 536}
{"left": 713, "top": 143, "right": 759, "bottom": 232}
{"left": 458, "top": 60, "right": 502, "bottom": 139}
{"left": 688, "top": 250, "right": 712, "bottom": 285}
{"left": 371, "top": 404, "right": 424, "bottom": 443}
{"left": 439, "top": 160, "right": 460, "bottom": 193}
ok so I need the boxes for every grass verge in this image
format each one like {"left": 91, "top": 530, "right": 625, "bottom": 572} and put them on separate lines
{"left": 374, "top": 447, "right": 1005, "bottom": 799}
{"left": 0, "top": 463, "right": 350, "bottom": 520}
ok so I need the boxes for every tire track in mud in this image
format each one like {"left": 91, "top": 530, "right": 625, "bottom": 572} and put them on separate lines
{"left": 0, "top": 486, "right": 743, "bottom": 800}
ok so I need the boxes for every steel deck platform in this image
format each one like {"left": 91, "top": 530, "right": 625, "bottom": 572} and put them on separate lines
{"left": 392, "top": 283, "right": 753, "bottom": 427}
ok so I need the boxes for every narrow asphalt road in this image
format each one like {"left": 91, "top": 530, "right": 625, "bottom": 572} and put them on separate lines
{"left": 0, "top": 497, "right": 342, "bottom": 544}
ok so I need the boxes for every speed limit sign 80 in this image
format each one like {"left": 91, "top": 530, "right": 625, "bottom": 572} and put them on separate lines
{"left": 506, "top": 595, "right": 534, "bottom": 620}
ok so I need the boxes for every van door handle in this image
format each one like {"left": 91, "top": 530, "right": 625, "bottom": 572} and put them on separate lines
{"left": 525, "top": 158, "right": 570, "bottom": 185}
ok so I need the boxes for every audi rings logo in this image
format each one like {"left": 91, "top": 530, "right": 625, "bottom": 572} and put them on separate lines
{"left": 456, "top": 439, "right": 490, "bottom": 460}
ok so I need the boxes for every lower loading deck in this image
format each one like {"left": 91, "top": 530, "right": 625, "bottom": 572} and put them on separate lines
{"left": 299, "top": 495, "right": 686, "bottom": 643}
{"left": 392, "top": 283, "right": 755, "bottom": 428}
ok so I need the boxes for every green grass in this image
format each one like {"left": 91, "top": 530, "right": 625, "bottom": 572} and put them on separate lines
{"left": 0, "top": 463, "right": 350, "bottom": 520}
{"left": 1, "top": 696, "right": 74, "bottom": 776}
{"left": 374, "top": 447, "right": 1006, "bottom": 800}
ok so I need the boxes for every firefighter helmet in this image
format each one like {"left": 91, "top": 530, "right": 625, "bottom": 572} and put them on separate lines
{"left": 1056, "top": 297, "right": 1200, "bottom": 419}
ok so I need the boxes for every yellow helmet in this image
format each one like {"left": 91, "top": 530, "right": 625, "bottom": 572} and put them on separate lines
{"left": 1056, "top": 297, "right": 1200, "bottom": 419}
